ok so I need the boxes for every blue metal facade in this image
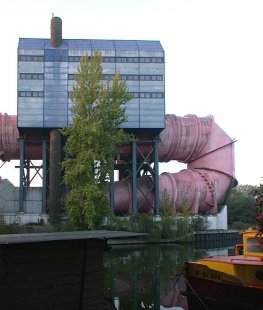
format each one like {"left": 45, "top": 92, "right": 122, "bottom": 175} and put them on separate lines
{"left": 17, "top": 38, "right": 165, "bottom": 130}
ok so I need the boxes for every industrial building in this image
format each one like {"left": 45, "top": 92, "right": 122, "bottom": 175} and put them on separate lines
{"left": 0, "top": 17, "right": 236, "bottom": 228}
{"left": 17, "top": 36, "right": 165, "bottom": 130}
{"left": 15, "top": 16, "right": 165, "bottom": 221}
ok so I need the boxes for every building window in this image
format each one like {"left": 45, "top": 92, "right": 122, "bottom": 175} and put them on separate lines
{"left": 156, "top": 93, "right": 164, "bottom": 98}
{"left": 18, "top": 55, "right": 44, "bottom": 62}
{"left": 68, "top": 74, "right": 76, "bottom": 80}
{"left": 18, "top": 91, "right": 44, "bottom": 97}
{"left": 20, "top": 73, "right": 44, "bottom": 80}
{"left": 68, "top": 55, "right": 86, "bottom": 62}
{"left": 139, "top": 92, "right": 164, "bottom": 99}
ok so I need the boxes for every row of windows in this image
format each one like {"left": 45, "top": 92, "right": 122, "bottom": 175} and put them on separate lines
{"left": 19, "top": 55, "right": 44, "bottom": 62}
{"left": 68, "top": 73, "right": 163, "bottom": 81}
{"left": 18, "top": 55, "right": 164, "bottom": 64}
{"left": 18, "top": 91, "right": 44, "bottom": 97}
{"left": 68, "top": 91, "right": 164, "bottom": 99}
{"left": 131, "top": 92, "right": 164, "bottom": 99}
{"left": 18, "top": 91, "right": 164, "bottom": 99}
{"left": 68, "top": 56, "right": 165, "bottom": 63}
{"left": 20, "top": 73, "right": 44, "bottom": 80}
{"left": 19, "top": 73, "right": 164, "bottom": 82}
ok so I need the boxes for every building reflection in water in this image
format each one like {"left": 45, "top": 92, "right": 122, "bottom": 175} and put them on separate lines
{"left": 104, "top": 244, "right": 226, "bottom": 310}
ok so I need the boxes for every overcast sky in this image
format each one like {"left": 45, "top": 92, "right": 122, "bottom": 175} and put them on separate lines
{"left": 1, "top": 0, "right": 263, "bottom": 186}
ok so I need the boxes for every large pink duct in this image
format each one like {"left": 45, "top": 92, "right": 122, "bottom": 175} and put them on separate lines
{"left": 0, "top": 113, "right": 42, "bottom": 161}
{"left": 114, "top": 114, "right": 236, "bottom": 215}
{"left": 0, "top": 113, "right": 19, "bottom": 161}
{"left": 0, "top": 113, "right": 236, "bottom": 215}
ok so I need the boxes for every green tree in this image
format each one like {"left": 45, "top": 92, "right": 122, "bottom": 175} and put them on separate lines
{"left": 61, "top": 52, "right": 133, "bottom": 229}
{"left": 227, "top": 184, "right": 257, "bottom": 229}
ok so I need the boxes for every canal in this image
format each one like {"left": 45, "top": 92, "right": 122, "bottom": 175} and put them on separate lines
{"left": 104, "top": 243, "right": 233, "bottom": 310}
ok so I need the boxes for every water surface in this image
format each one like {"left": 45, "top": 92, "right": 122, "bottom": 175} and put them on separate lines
{"left": 104, "top": 243, "right": 230, "bottom": 309}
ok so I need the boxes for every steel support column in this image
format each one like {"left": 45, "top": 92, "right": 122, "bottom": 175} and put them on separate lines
{"left": 154, "top": 136, "right": 160, "bottom": 216}
{"left": 49, "top": 129, "right": 62, "bottom": 224}
{"left": 42, "top": 138, "right": 47, "bottom": 214}
{"left": 19, "top": 136, "right": 24, "bottom": 212}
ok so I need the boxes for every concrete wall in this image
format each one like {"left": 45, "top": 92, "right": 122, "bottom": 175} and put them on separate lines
{"left": 205, "top": 205, "right": 228, "bottom": 230}
{"left": 0, "top": 178, "right": 47, "bottom": 224}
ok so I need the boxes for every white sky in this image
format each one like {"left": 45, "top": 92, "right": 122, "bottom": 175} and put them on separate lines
{"left": 0, "top": 0, "right": 263, "bottom": 186}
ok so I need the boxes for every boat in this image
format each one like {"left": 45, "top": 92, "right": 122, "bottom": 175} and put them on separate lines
{"left": 183, "top": 198, "right": 263, "bottom": 310}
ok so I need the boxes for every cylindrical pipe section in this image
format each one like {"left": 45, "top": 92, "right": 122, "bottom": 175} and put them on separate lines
{"left": 114, "top": 168, "right": 233, "bottom": 215}
{"left": 114, "top": 177, "right": 154, "bottom": 215}
{"left": 0, "top": 113, "right": 19, "bottom": 161}
{"left": 159, "top": 114, "right": 214, "bottom": 163}
{"left": 0, "top": 113, "right": 46, "bottom": 161}
{"left": 49, "top": 129, "right": 62, "bottom": 224}
{"left": 50, "top": 16, "right": 62, "bottom": 48}
{"left": 117, "top": 114, "right": 214, "bottom": 163}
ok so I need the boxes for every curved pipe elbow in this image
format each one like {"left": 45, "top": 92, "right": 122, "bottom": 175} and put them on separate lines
{"left": 158, "top": 114, "right": 236, "bottom": 214}
{"left": 114, "top": 115, "right": 236, "bottom": 215}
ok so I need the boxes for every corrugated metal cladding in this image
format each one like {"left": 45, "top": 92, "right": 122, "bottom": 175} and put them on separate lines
{"left": 17, "top": 38, "right": 165, "bottom": 130}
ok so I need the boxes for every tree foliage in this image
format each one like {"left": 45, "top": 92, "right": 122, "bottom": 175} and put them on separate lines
{"left": 61, "top": 52, "right": 133, "bottom": 229}
{"left": 227, "top": 184, "right": 257, "bottom": 228}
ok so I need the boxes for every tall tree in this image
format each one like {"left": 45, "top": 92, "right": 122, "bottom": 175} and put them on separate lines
{"left": 61, "top": 52, "right": 133, "bottom": 229}
{"left": 227, "top": 184, "right": 257, "bottom": 228}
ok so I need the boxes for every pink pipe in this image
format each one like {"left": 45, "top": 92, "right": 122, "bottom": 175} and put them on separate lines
{"left": 114, "top": 114, "right": 236, "bottom": 215}
{"left": 0, "top": 113, "right": 236, "bottom": 215}
{"left": 0, "top": 113, "right": 43, "bottom": 161}
{"left": 0, "top": 113, "right": 19, "bottom": 161}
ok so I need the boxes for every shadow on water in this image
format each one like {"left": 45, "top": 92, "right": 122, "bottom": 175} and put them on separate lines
{"left": 104, "top": 243, "right": 230, "bottom": 310}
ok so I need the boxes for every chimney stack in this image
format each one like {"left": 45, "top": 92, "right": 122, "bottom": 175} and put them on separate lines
{"left": 50, "top": 16, "right": 62, "bottom": 48}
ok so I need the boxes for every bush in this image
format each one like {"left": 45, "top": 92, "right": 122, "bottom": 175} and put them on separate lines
{"left": 103, "top": 213, "right": 208, "bottom": 242}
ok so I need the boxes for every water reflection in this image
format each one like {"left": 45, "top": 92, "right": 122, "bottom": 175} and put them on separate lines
{"left": 104, "top": 244, "right": 228, "bottom": 310}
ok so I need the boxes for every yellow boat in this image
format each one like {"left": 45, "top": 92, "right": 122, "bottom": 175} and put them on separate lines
{"left": 184, "top": 229, "right": 263, "bottom": 310}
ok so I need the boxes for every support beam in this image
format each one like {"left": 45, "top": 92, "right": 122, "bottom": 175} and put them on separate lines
{"left": 19, "top": 136, "right": 24, "bottom": 212}
{"left": 42, "top": 138, "right": 47, "bottom": 214}
{"left": 49, "top": 129, "right": 62, "bottom": 224}
{"left": 154, "top": 136, "right": 160, "bottom": 216}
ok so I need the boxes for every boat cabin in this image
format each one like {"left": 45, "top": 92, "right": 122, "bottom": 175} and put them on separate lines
{"left": 235, "top": 230, "right": 263, "bottom": 257}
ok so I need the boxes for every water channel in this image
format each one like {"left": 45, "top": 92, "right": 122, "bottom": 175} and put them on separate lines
{"left": 104, "top": 243, "right": 233, "bottom": 310}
